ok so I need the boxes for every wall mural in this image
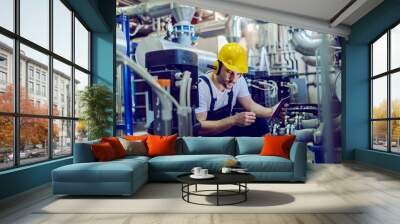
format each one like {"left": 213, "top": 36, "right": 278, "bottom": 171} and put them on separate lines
{"left": 115, "top": 5, "right": 343, "bottom": 163}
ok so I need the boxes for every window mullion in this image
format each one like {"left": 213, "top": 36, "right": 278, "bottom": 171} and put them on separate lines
{"left": 71, "top": 10, "right": 76, "bottom": 154}
{"left": 370, "top": 45, "right": 373, "bottom": 149}
{"left": 49, "top": 0, "right": 53, "bottom": 160}
{"left": 388, "top": 30, "right": 391, "bottom": 152}
{"left": 14, "top": 0, "right": 21, "bottom": 167}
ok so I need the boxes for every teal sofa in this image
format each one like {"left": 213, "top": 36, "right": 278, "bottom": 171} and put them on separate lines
{"left": 52, "top": 137, "right": 306, "bottom": 196}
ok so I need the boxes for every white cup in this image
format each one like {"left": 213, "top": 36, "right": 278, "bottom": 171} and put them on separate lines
{"left": 191, "top": 167, "right": 202, "bottom": 176}
{"left": 221, "top": 167, "right": 232, "bottom": 174}
{"left": 200, "top": 169, "right": 208, "bottom": 176}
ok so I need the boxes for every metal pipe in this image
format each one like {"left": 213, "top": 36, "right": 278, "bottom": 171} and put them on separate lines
{"left": 116, "top": 51, "right": 180, "bottom": 109}
{"left": 225, "top": 15, "right": 242, "bottom": 43}
{"left": 117, "top": 15, "right": 134, "bottom": 135}
{"left": 302, "top": 55, "right": 317, "bottom": 66}
{"left": 319, "top": 34, "right": 335, "bottom": 163}
{"left": 290, "top": 29, "right": 323, "bottom": 56}
{"left": 116, "top": 1, "right": 172, "bottom": 17}
{"left": 186, "top": 76, "right": 192, "bottom": 108}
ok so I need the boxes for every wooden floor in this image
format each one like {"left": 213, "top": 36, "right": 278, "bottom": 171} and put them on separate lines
{"left": 1, "top": 162, "right": 400, "bottom": 224}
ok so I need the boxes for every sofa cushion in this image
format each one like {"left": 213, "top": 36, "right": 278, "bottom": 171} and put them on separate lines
{"left": 101, "top": 137, "right": 127, "bottom": 158}
{"left": 179, "top": 137, "right": 235, "bottom": 155}
{"left": 119, "top": 138, "right": 147, "bottom": 156}
{"left": 73, "top": 139, "right": 100, "bottom": 163}
{"left": 124, "top": 135, "right": 148, "bottom": 141}
{"left": 147, "top": 134, "right": 178, "bottom": 157}
{"left": 236, "top": 155, "right": 293, "bottom": 172}
{"left": 53, "top": 158, "right": 147, "bottom": 183}
{"left": 260, "top": 135, "right": 296, "bottom": 159}
{"left": 235, "top": 137, "right": 263, "bottom": 155}
{"left": 115, "top": 155, "right": 150, "bottom": 163}
{"left": 91, "top": 142, "right": 118, "bottom": 161}
{"left": 148, "top": 154, "right": 235, "bottom": 172}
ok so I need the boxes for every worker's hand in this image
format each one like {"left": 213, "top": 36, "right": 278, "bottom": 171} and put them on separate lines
{"left": 233, "top": 112, "right": 256, "bottom": 127}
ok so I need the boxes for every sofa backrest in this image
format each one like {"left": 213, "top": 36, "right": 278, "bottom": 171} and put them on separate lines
{"left": 73, "top": 139, "right": 100, "bottom": 163}
{"left": 235, "top": 137, "right": 263, "bottom": 155}
{"left": 178, "top": 137, "right": 236, "bottom": 155}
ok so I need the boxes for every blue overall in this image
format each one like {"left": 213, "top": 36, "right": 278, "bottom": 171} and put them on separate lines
{"left": 198, "top": 76, "right": 269, "bottom": 137}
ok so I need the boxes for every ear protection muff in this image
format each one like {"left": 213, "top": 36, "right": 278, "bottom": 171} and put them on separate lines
{"left": 207, "top": 60, "right": 223, "bottom": 75}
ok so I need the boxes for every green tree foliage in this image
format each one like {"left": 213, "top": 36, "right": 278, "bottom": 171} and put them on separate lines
{"left": 79, "top": 84, "right": 113, "bottom": 140}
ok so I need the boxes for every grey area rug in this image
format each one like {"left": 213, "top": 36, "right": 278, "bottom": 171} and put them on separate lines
{"left": 38, "top": 183, "right": 362, "bottom": 214}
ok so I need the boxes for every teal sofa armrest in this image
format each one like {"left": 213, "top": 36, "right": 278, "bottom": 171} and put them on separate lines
{"left": 73, "top": 140, "right": 100, "bottom": 163}
{"left": 289, "top": 141, "right": 307, "bottom": 181}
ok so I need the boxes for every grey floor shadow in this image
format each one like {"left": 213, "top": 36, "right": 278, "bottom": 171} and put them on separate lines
{"left": 202, "top": 190, "right": 295, "bottom": 207}
{"left": 56, "top": 184, "right": 182, "bottom": 200}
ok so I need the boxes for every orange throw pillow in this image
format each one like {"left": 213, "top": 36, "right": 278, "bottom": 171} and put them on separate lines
{"left": 260, "top": 135, "right": 296, "bottom": 159}
{"left": 91, "top": 142, "right": 117, "bottom": 162}
{"left": 124, "top": 135, "right": 148, "bottom": 141}
{"left": 101, "top": 137, "right": 126, "bottom": 158}
{"left": 146, "top": 134, "right": 178, "bottom": 157}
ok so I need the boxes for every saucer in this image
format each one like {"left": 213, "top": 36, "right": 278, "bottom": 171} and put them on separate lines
{"left": 190, "top": 174, "right": 215, "bottom": 179}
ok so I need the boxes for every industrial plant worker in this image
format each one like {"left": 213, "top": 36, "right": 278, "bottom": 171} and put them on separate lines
{"left": 195, "top": 43, "right": 279, "bottom": 137}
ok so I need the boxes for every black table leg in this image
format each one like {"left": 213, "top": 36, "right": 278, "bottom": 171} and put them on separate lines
{"left": 187, "top": 184, "right": 190, "bottom": 202}
{"left": 217, "top": 184, "right": 219, "bottom": 206}
{"left": 245, "top": 183, "right": 247, "bottom": 201}
{"left": 195, "top": 184, "right": 197, "bottom": 192}
{"left": 181, "top": 184, "right": 183, "bottom": 199}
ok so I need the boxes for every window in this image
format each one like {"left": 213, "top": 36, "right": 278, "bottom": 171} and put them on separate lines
{"left": 35, "top": 70, "right": 41, "bottom": 81}
{"left": 28, "top": 67, "right": 34, "bottom": 80}
{"left": 74, "top": 17, "right": 90, "bottom": 70}
{"left": 20, "top": 0, "right": 49, "bottom": 49}
{"left": 0, "top": 116, "right": 13, "bottom": 170}
{"left": 0, "top": 35, "right": 13, "bottom": 113}
{"left": 74, "top": 69, "right": 89, "bottom": 119}
{"left": 53, "top": 0, "right": 72, "bottom": 60}
{"left": 53, "top": 59, "right": 72, "bottom": 117}
{"left": 36, "top": 83, "right": 40, "bottom": 95}
{"left": 0, "top": 0, "right": 91, "bottom": 170}
{"left": 0, "top": 54, "right": 8, "bottom": 86}
{"left": 0, "top": 71, "right": 6, "bottom": 85}
{"left": 42, "top": 85, "right": 46, "bottom": 97}
{"left": 53, "top": 119, "right": 72, "bottom": 158}
{"left": 0, "top": 0, "right": 14, "bottom": 32}
{"left": 28, "top": 81, "right": 34, "bottom": 94}
{"left": 0, "top": 54, "right": 7, "bottom": 67}
{"left": 370, "top": 22, "right": 400, "bottom": 154}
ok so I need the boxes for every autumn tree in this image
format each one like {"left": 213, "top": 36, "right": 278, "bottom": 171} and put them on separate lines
{"left": 372, "top": 99, "right": 400, "bottom": 143}
{"left": 0, "top": 84, "right": 60, "bottom": 152}
{"left": 0, "top": 85, "right": 14, "bottom": 150}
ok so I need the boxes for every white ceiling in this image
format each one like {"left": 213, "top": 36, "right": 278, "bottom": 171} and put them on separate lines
{"left": 226, "top": 0, "right": 353, "bottom": 22}
{"left": 175, "top": 0, "right": 384, "bottom": 37}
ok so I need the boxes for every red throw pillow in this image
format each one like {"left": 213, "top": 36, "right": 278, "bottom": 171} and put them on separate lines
{"left": 260, "top": 135, "right": 296, "bottom": 159}
{"left": 146, "top": 134, "right": 178, "bottom": 157}
{"left": 101, "top": 137, "right": 126, "bottom": 158}
{"left": 91, "top": 142, "right": 118, "bottom": 161}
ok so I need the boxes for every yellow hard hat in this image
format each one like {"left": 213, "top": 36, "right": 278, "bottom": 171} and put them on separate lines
{"left": 215, "top": 43, "right": 248, "bottom": 74}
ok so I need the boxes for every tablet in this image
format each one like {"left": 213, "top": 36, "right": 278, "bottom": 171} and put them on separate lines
{"left": 270, "top": 96, "right": 290, "bottom": 119}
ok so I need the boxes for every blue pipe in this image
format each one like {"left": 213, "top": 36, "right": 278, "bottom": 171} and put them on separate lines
{"left": 117, "top": 14, "right": 134, "bottom": 135}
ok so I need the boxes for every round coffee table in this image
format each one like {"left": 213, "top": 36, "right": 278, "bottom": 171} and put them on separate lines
{"left": 177, "top": 173, "right": 255, "bottom": 206}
